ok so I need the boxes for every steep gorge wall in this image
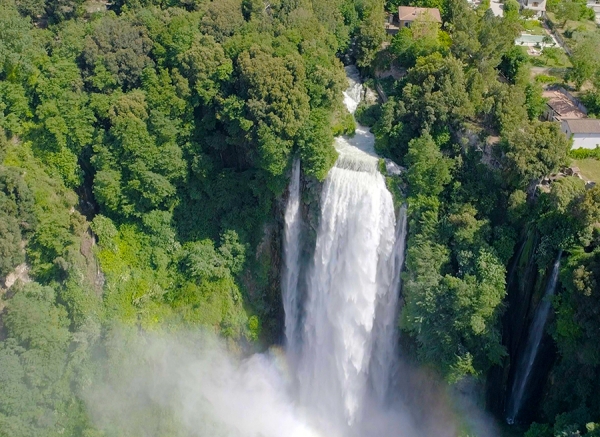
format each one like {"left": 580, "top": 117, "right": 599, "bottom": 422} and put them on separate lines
{"left": 242, "top": 166, "right": 325, "bottom": 347}
{"left": 487, "top": 231, "right": 559, "bottom": 422}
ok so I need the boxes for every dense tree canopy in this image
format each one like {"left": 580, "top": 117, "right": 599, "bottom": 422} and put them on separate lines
{"left": 369, "top": 0, "right": 598, "bottom": 405}
{"left": 0, "top": 0, "right": 384, "bottom": 433}
{"left": 0, "top": 0, "right": 598, "bottom": 434}
{"left": 501, "top": 121, "right": 571, "bottom": 188}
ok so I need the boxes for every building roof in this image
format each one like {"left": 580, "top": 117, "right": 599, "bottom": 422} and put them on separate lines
{"left": 520, "top": 0, "right": 547, "bottom": 10}
{"left": 398, "top": 6, "right": 442, "bottom": 23}
{"left": 544, "top": 90, "right": 586, "bottom": 120}
{"left": 563, "top": 118, "right": 600, "bottom": 134}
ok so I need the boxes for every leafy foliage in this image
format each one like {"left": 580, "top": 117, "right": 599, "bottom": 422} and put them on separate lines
{"left": 371, "top": 0, "right": 585, "bottom": 390}
{"left": 0, "top": 1, "right": 382, "bottom": 434}
{"left": 390, "top": 16, "right": 451, "bottom": 68}
{"left": 0, "top": 0, "right": 599, "bottom": 432}
{"left": 501, "top": 121, "right": 570, "bottom": 188}
{"left": 568, "top": 34, "right": 600, "bottom": 90}
{"left": 0, "top": 145, "right": 35, "bottom": 276}
{"left": 80, "top": 15, "right": 154, "bottom": 91}
{"left": 0, "top": 282, "right": 80, "bottom": 437}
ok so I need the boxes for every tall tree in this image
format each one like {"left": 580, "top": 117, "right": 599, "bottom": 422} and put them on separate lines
{"left": 501, "top": 121, "right": 570, "bottom": 188}
{"left": 569, "top": 35, "right": 600, "bottom": 90}
{"left": 80, "top": 16, "right": 154, "bottom": 91}
{"left": 405, "top": 131, "right": 453, "bottom": 197}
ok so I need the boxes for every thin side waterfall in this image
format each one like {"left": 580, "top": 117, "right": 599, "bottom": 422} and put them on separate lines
{"left": 283, "top": 158, "right": 302, "bottom": 354}
{"left": 370, "top": 204, "right": 408, "bottom": 402}
{"left": 506, "top": 252, "right": 563, "bottom": 424}
{"left": 281, "top": 65, "right": 409, "bottom": 436}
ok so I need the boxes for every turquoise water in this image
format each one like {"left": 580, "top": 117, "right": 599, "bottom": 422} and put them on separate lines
{"left": 515, "top": 33, "right": 548, "bottom": 45}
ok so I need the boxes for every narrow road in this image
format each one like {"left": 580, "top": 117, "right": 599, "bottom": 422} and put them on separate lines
{"left": 490, "top": 0, "right": 504, "bottom": 17}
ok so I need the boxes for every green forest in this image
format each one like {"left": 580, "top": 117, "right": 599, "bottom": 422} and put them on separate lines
{"left": 0, "top": 0, "right": 599, "bottom": 435}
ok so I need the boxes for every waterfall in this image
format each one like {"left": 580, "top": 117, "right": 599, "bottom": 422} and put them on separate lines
{"left": 506, "top": 252, "right": 562, "bottom": 424}
{"left": 282, "top": 65, "right": 408, "bottom": 435}
{"left": 370, "top": 204, "right": 408, "bottom": 402}
{"left": 298, "top": 157, "right": 397, "bottom": 430}
{"left": 283, "top": 159, "right": 302, "bottom": 354}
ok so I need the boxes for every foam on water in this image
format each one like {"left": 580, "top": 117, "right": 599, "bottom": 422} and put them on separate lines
{"left": 283, "top": 64, "right": 409, "bottom": 436}
{"left": 283, "top": 158, "right": 303, "bottom": 355}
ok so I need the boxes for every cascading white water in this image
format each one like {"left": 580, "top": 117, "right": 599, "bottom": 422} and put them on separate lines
{"left": 370, "top": 204, "right": 407, "bottom": 402}
{"left": 88, "top": 67, "right": 458, "bottom": 437}
{"left": 343, "top": 66, "right": 364, "bottom": 115}
{"left": 281, "top": 65, "right": 408, "bottom": 435}
{"left": 298, "top": 160, "right": 397, "bottom": 431}
{"left": 283, "top": 158, "right": 302, "bottom": 354}
{"left": 506, "top": 252, "right": 562, "bottom": 424}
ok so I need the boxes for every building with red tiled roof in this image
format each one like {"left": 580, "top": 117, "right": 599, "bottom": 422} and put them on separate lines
{"left": 398, "top": 6, "right": 442, "bottom": 27}
{"left": 543, "top": 90, "right": 587, "bottom": 122}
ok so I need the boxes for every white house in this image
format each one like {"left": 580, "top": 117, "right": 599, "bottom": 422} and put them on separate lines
{"left": 519, "top": 0, "right": 547, "bottom": 17}
{"left": 561, "top": 119, "right": 600, "bottom": 149}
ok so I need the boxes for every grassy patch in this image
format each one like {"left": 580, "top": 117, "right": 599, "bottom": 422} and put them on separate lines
{"left": 546, "top": 12, "right": 598, "bottom": 50}
{"left": 534, "top": 72, "right": 564, "bottom": 84}
{"left": 527, "top": 45, "right": 572, "bottom": 68}
{"left": 571, "top": 158, "right": 600, "bottom": 182}
{"left": 557, "top": 17, "right": 597, "bottom": 35}
{"left": 522, "top": 19, "right": 546, "bottom": 35}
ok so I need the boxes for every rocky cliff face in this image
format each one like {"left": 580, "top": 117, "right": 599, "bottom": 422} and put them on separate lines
{"left": 239, "top": 166, "right": 325, "bottom": 347}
